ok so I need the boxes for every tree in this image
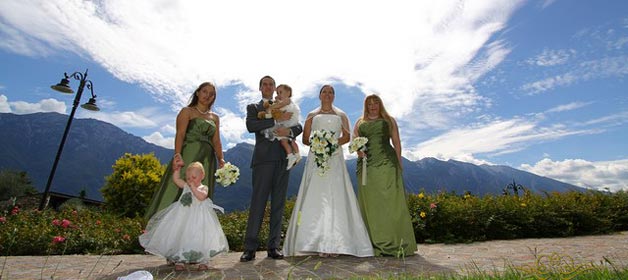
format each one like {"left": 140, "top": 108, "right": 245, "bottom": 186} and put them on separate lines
{"left": 0, "top": 170, "right": 38, "bottom": 201}
{"left": 101, "top": 153, "right": 165, "bottom": 217}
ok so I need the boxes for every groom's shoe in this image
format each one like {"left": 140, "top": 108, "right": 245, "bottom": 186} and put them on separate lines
{"left": 267, "top": 248, "right": 284, "bottom": 259}
{"left": 240, "top": 250, "right": 255, "bottom": 262}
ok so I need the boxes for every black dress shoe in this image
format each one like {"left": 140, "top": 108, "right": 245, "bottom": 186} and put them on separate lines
{"left": 267, "top": 248, "right": 284, "bottom": 259}
{"left": 240, "top": 250, "right": 255, "bottom": 262}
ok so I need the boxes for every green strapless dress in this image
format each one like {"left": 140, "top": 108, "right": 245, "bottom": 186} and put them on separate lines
{"left": 357, "top": 119, "right": 417, "bottom": 256}
{"left": 144, "top": 118, "right": 218, "bottom": 220}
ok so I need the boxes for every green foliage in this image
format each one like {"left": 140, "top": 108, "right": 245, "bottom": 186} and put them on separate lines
{"left": 1, "top": 189, "right": 626, "bottom": 256}
{"left": 0, "top": 207, "right": 143, "bottom": 256}
{"left": 101, "top": 153, "right": 165, "bottom": 218}
{"left": 0, "top": 170, "right": 37, "bottom": 201}
{"left": 408, "top": 189, "right": 628, "bottom": 244}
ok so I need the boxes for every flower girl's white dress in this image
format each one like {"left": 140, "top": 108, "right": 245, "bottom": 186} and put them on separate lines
{"left": 139, "top": 184, "right": 228, "bottom": 264}
{"left": 283, "top": 114, "right": 374, "bottom": 257}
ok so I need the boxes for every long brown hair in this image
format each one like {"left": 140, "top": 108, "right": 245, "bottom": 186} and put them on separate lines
{"left": 187, "top": 82, "right": 216, "bottom": 109}
{"left": 360, "top": 94, "right": 393, "bottom": 132}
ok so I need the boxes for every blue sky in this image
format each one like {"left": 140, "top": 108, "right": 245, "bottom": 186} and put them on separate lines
{"left": 0, "top": 0, "right": 626, "bottom": 191}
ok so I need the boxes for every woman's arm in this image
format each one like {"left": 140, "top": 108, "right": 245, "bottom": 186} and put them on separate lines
{"left": 389, "top": 117, "right": 403, "bottom": 169}
{"left": 301, "top": 113, "right": 314, "bottom": 146}
{"left": 211, "top": 113, "right": 225, "bottom": 168}
{"left": 338, "top": 113, "right": 351, "bottom": 146}
{"left": 173, "top": 108, "right": 191, "bottom": 166}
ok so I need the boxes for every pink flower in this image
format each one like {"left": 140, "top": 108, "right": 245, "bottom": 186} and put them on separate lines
{"left": 10, "top": 207, "right": 19, "bottom": 215}
{"left": 95, "top": 220, "right": 101, "bottom": 225}
{"left": 52, "top": 219, "right": 61, "bottom": 226}
{"left": 430, "top": 203, "right": 437, "bottom": 209}
{"left": 52, "top": 236, "right": 66, "bottom": 244}
{"left": 0, "top": 216, "right": 6, "bottom": 223}
{"left": 61, "top": 219, "right": 71, "bottom": 228}
{"left": 122, "top": 234, "right": 131, "bottom": 240}
{"left": 72, "top": 210, "right": 78, "bottom": 215}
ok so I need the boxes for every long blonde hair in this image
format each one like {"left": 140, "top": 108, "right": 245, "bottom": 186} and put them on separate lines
{"left": 360, "top": 94, "right": 393, "bottom": 132}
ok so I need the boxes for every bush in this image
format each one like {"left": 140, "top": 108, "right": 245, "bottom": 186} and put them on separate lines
{"left": 408, "top": 189, "right": 628, "bottom": 243}
{"left": 101, "top": 153, "right": 165, "bottom": 218}
{"left": 1, "top": 190, "right": 626, "bottom": 256}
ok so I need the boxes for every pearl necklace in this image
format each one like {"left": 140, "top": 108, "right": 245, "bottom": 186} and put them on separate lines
{"left": 195, "top": 106, "right": 211, "bottom": 115}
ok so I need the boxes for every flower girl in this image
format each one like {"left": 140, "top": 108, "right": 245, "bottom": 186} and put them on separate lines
{"left": 139, "top": 162, "right": 228, "bottom": 271}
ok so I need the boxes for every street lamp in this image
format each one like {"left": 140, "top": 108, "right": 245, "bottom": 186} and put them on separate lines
{"left": 39, "top": 69, "right": 100, "bottom": 210}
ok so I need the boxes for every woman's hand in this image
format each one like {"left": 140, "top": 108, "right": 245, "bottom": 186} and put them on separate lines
{"left": 218, "top": 158, "right": 226, "bottom": 169}
{"left": 357, "top": 150, "right": 367, "bottom": 158}
{"left": 173, "top": 153, "right": 185, "bottom": 169}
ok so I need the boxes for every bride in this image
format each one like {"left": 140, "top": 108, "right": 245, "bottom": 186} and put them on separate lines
{"left": 283, "top": 85, "right": 373, "bottom": 257}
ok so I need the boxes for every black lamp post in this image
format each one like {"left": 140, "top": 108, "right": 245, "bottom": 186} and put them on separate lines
{"left": 39, "top": 69, "right": 100, "bottom": 210}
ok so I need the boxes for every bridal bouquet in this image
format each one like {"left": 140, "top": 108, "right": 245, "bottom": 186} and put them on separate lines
{"left": 349, "top": 136, "right": 368, "bottom": 153}
{"left": 215, "top": 162, "right": 240, "bottom": 187}
{"left": 309, "top": 129, "right": 339, "bottom": 175}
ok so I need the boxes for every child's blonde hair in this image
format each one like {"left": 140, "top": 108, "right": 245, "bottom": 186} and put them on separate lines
{"left": 186, "top": 161, "right": 205, "bottom": 177}
{"left": 277, "top": 84, "right": 292, "bottom": 97}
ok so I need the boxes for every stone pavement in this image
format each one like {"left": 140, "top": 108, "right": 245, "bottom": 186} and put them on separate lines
{"left": 1, "top": 232, "right": 626, "bottom": 279}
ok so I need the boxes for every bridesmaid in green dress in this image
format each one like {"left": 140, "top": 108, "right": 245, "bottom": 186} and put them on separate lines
{"left": 144, "top": 82, "right": 226, "bottom": 220}
{"left": 352, "top": 94, "right": 417, "bottom": 257}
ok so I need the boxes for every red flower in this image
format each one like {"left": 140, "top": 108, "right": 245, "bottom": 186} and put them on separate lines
{"left": 52, "top": 219, "right": 61, "bottom": 226}
{"left": 0, "top": 216, "right": 6, "bottom": 223}
{"left": 430, "top": 203, "right": 437, "bottom": 209}
{"left": 95, "top": 220, "right": 102, "bottom": 225}
{"left": 10, "top": 207, "right": 19, "bottom": 215}
{"left": 122, "top": 234, "right": 131, "bottom": 240}
{"left": 52, "top": 236, "right": 66, "bottom": 244}
{"left": 61, "top": 219, "right": 71, "bottom": 228}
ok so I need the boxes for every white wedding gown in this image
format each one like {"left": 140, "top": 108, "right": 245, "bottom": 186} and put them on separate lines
{"left": 283, "top": 114, "right": 374, "bottom": 257}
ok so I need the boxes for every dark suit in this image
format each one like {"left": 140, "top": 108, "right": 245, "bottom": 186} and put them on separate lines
{"left": 243, "top": 100, "right": 303, "bottom": 251}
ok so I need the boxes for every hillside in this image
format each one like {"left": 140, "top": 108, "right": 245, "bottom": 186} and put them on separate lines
{"left": 0, "top": 112, "right": 586, "bottom": 212}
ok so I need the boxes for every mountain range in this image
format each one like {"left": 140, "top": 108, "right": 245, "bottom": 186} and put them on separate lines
{"left": 0, "top": 112, "right": 585, "bottom": 212}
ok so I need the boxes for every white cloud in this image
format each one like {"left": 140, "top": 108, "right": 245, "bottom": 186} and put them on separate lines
{"left": 84, "top": 110, "right": 159, "bottom": 129}
{"left": 142, "top": 131, "right": 173, "bottom": 149}
{"left": 0, "top": 0, "right": 525, "bottom": 136}
{"left": 522, "top": 55, "right": 628, "bottom": 95}
{"left": 545, "top": 101, "right": 592, "bottom": 113}
{"left": 406, "top": 117, "right": 591, "bottom": 163}
{"left": 2, "top": 97, "right": 66, "bottom": 114}
{"left": 526, "top": 48, "right": 575, "bottom": 67}
{"left": 520, "top": 158, "right": 628, "bottom": 192}
{"left": 215, "top": 107, "right": 250, "bottom": 149}
{"left": 0, "top": 95, "right": 10, "bottom": 113}
{"left": 160, "top": 124, "right": 175, "bottom": 135}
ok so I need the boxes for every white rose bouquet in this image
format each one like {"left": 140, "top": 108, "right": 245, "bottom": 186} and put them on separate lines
{"left": 214, "top": 162, "right": 240, "bottom": 187}
{"left": 350, "top": 136, "right": 369, "bottom": 186}
{"left": 309, "top": 129, "right": 339, "bottom": 176}
{"left": 349, "top": 136, "right": 368, "bottom": 153}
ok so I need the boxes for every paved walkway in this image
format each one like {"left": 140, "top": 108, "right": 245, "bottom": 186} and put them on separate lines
{"left": 1, "top": 232, "right": 626, "bottom": 279}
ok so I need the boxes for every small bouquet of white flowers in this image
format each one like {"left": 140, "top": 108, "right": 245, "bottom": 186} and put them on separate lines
{"left": 214, "top": 162, "right": 240, "bottom": 187}
{"left": 349, "top": 136, "right": 368, "bottom": 153}
{"left": 309, "top": 129, "right": 339, "bottom": 176}
{"left": 350, "top": 136, "right": 369, "bottom": 186}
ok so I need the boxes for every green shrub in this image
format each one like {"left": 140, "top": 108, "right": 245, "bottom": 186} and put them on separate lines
{"left": 1, "top": 190, "right": 626, "bottom": 256}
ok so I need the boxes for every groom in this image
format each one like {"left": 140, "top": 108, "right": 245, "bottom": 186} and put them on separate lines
{"left": 240, "top": 75, "right": 303, "bottom": 262}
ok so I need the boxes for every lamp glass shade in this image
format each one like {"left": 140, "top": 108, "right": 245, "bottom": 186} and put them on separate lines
{"left": 81, "top": 98, "right": 100, "bottom": 111}
{"left": 50, "top": 78, "right": 74, "bottom": 94}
